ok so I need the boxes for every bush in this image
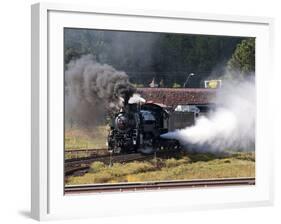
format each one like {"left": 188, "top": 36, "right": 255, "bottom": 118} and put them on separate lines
{"left": 89, "top": 161, "right": 105, "bottom": 173}
{"left": 92, "top": 172, "right": 112, "bottom": 183}
{"left": 164, "top": 157, "right": 190, "bottom": 168}
{"left": 109, "top": 162, "right": 155, "bottom": 177}
{"left": 172, "top": 83, "right": 181, "bottom": 88}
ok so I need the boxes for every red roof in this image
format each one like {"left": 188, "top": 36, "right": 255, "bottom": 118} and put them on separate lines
{"left": 137, "top": 88, "right": 216, "bottom": 107}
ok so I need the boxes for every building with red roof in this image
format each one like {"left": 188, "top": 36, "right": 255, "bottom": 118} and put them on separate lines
{"left": 137, "top": 88, "right": 217, "bottom": 108}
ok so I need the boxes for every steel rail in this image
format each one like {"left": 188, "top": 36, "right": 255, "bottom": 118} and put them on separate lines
{"left": 65, "top": 153, "right": 150, "bottom": 166}
{"left": 65, "top": 148, "right": 183, "bottom": 166}
{"left": 64, "top": 177, "right": 255, "bottom": 194}
{"left": 65, "top": 148, "right": 108, "bottom": 153}
{"left": 65, "top": 153, "right": 154, "bottom": 176}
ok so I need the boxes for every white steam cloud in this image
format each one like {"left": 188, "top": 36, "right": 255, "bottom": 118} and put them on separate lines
{"left": 161, "top": 80, "right": 255, "bottom": 153}
{"left": 128, "top": 93, "right": 146, "bottom": 104}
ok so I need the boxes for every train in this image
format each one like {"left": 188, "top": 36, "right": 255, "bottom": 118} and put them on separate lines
{"left": 107, "top": 102, "right": 185, "bottom": 154}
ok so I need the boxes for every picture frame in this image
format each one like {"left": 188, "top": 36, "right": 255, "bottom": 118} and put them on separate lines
{"left": 31, "top": 2, "right": 274, "bottom": 221}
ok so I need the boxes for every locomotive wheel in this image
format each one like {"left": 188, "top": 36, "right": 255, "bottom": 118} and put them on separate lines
{"left": 139, "top": 146, "right": 157, "bottom": 154}
{"left": 113, "top": 147, "right": 122, "bottom": 154}
{"left": 139, "top": 139, "right": 158, "bottom": 154}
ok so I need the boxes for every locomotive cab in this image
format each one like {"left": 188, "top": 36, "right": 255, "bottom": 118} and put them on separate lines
{"left": 140, "top": 103, "right": 169, "bottom": 134}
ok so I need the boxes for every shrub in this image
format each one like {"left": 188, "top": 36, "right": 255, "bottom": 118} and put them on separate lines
{"left": 109, "top": 162, "right": 155, "bottom": 177}
{"left": 89, "top": 161, "right": 105, "bottom": 173}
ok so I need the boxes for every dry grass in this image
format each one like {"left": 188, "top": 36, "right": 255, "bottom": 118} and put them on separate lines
{"left": 67, "top": 161, "right": 155, "bottom": 184}
{"left": 65, "top": 126, "right": 108, "bottom": 150}
{"left": 128, "top": 158, "right": 254, "bottom": 182}
{"left": 65, "top": 151, "right": 255, "bottom": 185}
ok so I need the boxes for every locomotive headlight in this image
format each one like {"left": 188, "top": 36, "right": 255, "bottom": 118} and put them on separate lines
{"left": 115, "top": 114, "right": 130, "bottom": 132}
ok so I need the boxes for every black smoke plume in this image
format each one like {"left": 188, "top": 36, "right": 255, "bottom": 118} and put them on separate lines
{"left": 65, "top": 54, "right": 136, "bottom": 127}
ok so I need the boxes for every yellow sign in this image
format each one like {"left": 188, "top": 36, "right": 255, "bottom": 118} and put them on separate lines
{"left": 204, "top": 80, "right": 222, "bottom": 89}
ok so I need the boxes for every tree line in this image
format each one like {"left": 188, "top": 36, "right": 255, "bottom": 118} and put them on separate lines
{"left": 65, "top": 28, "right": 255, "bottom": 88}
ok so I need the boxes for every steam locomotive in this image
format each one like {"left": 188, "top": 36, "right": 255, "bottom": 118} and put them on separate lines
{"left": 107, "top": 102, "right": 181, "bottom": 154}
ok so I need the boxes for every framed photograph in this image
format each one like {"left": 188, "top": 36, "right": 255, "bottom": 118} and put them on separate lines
{"left": 31, "top": 2, "right": 274, "bottom": 221}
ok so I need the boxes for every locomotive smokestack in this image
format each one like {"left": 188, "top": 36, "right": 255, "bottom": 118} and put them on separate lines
{"left": 117, "top": 84, "right": 136, "bottom": 106}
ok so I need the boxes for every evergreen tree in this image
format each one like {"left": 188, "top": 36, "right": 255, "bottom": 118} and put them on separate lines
{"left": 227, "top": 38, "right": 255, "bottom": 75}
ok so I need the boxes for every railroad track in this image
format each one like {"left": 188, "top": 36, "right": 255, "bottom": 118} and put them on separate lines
{"left": 65, "top": 148, "right": 183, "bottom": 166}
{"left": 64, "top": 177, "right": 255, "bottom": 194}
{"left": 65, "top": 148, "right": 108, "bottom": 153}
{"left": 65, "top": 153, "right": 154, "bottom": 176}
{"left": 65, "top": 153, "right": 152, "bottom": 166}
{"left": 65, "top": 149, "right": 109, "bottom": 161}
{"left": 64, "top": 148, "right": 184, "bottom": 176}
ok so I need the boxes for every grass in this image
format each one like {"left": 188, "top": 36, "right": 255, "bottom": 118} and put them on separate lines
{"left": 65, "top": 126, "right": 108, "bottom": 150}
{"left": 65, "top": 151, "right": 99, "bottom": 160}
{"left": 65, "top": 151, "right": 255, "bottom": 185}
{"left": 67, "top": 161, "right": 155, "bottom": 184}
{"left": 128, "top": 157, "right": 254, "bottom": 182}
